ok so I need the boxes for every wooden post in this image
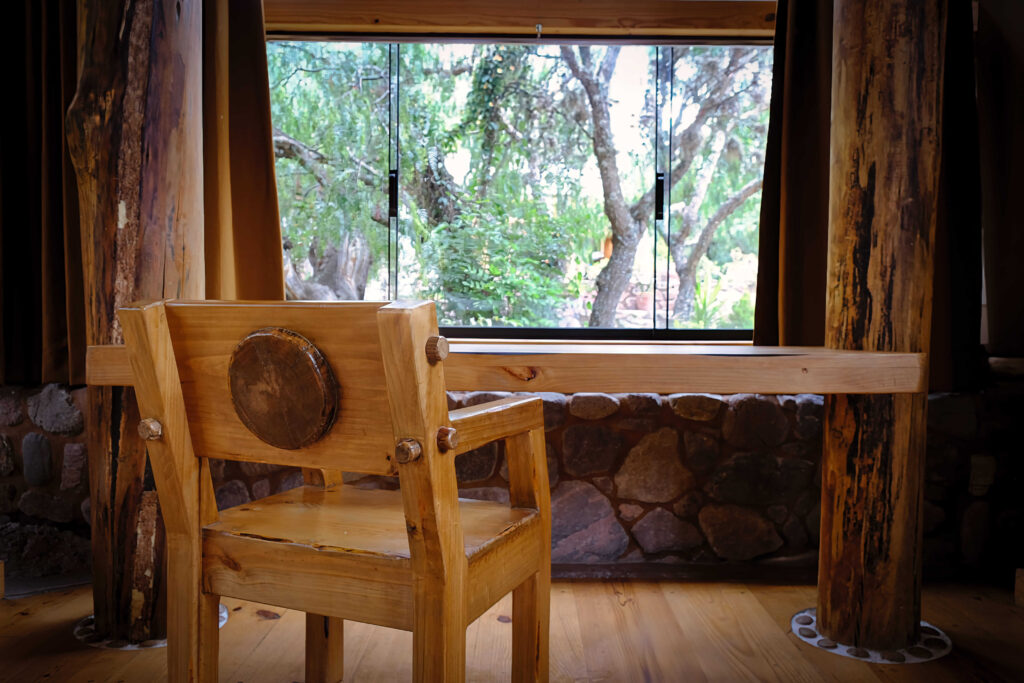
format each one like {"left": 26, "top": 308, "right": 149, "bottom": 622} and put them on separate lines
{"left": 66, "top": 0, "right": 203, "bottom": 642}
{"left": 818, "top": 1, "right": 947, "bottom": 650}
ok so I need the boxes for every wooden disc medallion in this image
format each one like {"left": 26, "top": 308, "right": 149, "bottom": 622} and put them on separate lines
{"left": 228, "top": 327, "right": 339, "bottom": 449}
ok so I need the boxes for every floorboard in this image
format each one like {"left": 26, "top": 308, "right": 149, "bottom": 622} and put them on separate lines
{"left": 0, "top": 581, "right": 1020, "bottom": 682}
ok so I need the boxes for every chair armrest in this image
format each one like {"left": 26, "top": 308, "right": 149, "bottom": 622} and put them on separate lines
{"left": 448, "top": 396, "right": 543, "bottom": 456}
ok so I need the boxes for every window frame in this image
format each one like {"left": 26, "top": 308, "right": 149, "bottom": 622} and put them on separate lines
{"left": 263, "top": 1, "right": 777, "bottom": 41}
{"left": 265, "top": 2, "right": 774, "bottom": 341}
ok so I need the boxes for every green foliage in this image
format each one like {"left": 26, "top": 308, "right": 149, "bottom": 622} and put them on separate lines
{"left": 689, "top": 270, "right": 724, "bottom": 329}
{"left": 725, "top": 292, "right": 755, "bottom": 329}
{"left": 421, "top": 202, "right": 569, "bottom": 326}
{"left": 267, "top": 42, "right": 391, "bottom": 271}
{"left": 267, "top": 41, "right": 771, "bottom": 330}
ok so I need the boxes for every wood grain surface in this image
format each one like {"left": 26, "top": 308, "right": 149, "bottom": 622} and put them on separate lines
{"left": 818, "top": 0, "right": 947, "bottom": 651}
{"left": 66, "top": 0, "right": 205, "bottom": 643}
{"left": 163, "top": 301, "right": 398, "bottom": 475}
{"left": 89, "top": 340, "right": 926, "bottom": 394}
{"left": 263, "top": 0, "right": 777, "bottom": 37}
{"left": 228, "top": 327, "right": 339, "bottom": 450}
{"left": 4, "top": 582, "right": 1021, "bottom": 682}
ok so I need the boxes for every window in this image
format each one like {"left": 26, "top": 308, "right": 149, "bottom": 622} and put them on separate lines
{"left": 268, "top": 41, "right": 771, "bottom": 337}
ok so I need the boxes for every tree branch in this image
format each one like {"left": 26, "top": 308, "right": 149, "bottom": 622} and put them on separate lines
{"left": 273, "top": 128, "right": 330, "bottom": 186}
{"left": 273, "top": 127, "right": 383, "bottom": 191}
{"left": 672, "top": 176, "right": 763, "bottom": 317}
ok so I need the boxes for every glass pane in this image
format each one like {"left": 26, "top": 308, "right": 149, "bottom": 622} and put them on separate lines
{"left": 267, "top": 40, "right": 770, "bottom": 335}
{"left": 654, "top": 46, "right": 674, "bottom": 329}
{"left": 398, "top": 44, "right": 657, "bottom": 328}
{"left": 267, "top": 41, "right": 391, "bottom": 301}
{"left": 665, "top": 46, "right": 772, "bottom": 330}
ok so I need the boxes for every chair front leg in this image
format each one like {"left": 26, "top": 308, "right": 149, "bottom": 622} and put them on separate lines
{"left": 197, "top": 592, "right": 220, "bottom": 682}
{"left": 165, "top": 536, "right": 219, "bottom": 683}
{"left": 412, "top": 581, "right": 467, "bottom": 682}
{"left": 512, "top": 566, "right": 550, "bottom": 683}
{"left": 507, "top": 426, "right": 551, "bottom": 682}
{"left": 306, "top": 614, "right": 344, "bottom": 682}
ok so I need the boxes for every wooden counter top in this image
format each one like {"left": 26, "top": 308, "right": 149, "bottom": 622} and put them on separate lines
{"left": 88, "top": 341, "right": 925, "bottom": 395}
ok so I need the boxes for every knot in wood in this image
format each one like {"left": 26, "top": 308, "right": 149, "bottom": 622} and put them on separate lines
{"left": 436, "top": 426, "right": 458, "bottom": 453}
{"left": 395, "top": 438, "right": 423, "bottom": 464}
{"left": 425, "top": 335, "right": 449, "bottom": 364}
{"left": 138, "top": 418, "right": 163, "bottom": 441}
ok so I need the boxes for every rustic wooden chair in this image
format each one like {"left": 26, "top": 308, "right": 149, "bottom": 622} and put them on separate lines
{"left": 120, "top": 299, "right": 550, "bottom": 682}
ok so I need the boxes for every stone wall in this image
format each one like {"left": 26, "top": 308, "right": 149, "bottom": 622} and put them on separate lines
{"left": 423, "top": 391, "right": 821, "bottom": 571}
{"left": 4, "top": 379, "right": 1021, "bottom": 582}
{"left": 0, "top": 385, "right": 91, "bottom": 578}
{"left": 922, "top": 372, "right": 1024, "bottom": 580}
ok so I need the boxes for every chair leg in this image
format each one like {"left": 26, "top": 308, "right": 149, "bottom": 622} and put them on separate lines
{"left": 167, "top": 591, "right": 219, "bottom": 681}
{"left": 512, "top": 567, "right": 550, "bottom": 683}
{"left": 412, "top": 593, "right": 467, "bottom": 682}
{"left": 166, "top": 539, "right": 219, "bottom": 683}
{"left": 305, "top": 614, "right": 344, "bottom": 682}
{"left": 198, "top": 592, "right": 221, "bottom": 682}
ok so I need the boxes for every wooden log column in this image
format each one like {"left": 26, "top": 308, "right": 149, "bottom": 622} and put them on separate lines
{"left": 66, "top": 0, "right": 203, "bottom": 642}
{"left": 818, "top": 1, "right": 947, "bottom": 650}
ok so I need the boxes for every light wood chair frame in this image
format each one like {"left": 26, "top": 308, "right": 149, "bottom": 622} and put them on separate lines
{"left": 120, "top": 299, "right": 551, "bottom": 682}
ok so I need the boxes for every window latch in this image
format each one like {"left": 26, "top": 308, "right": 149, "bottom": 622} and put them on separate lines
{"left": 388, "top": 169, "right": 398, "bottom": 219}
{"left": 655, "top": 172, "right": 666, "bottom": 220}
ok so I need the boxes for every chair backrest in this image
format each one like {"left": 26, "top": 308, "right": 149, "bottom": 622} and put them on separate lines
{"left": 156, "top": 300, "right": 403, "bottom": 475}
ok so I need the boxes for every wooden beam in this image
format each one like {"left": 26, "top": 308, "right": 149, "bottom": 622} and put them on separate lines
{"left": 445, "top": 343, "right": 925, "bottom": 394}
{"left": 89, "top": 341, "right": 925, "bottom": 394}
{"left": 817, "top": 0, "right": 947, "bottom": 651}
{"left": 263, "top": 0, "right": 776, "bottom": 38}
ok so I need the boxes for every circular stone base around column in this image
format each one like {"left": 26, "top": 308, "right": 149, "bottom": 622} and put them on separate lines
{"left": 791, "top": 609, "right": 951, "bottom": 664}
{"left": 72, "top": 604, "right": 230, "bottom": 650}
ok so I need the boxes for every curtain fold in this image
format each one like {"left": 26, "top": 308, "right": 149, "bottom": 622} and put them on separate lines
{"left": 929, "top": 0, "right": 985, "bottom": 390}
{"left": 752, "top": 0, "right": 832, "bottom": 349}
{"left": 977, "top": 0, "right": 1024, "bottom": 358}
{"left": 754, "top": 0, "right": 985, "bottom": 391}
{"left": 0, "top": 0, "right": 283, "bottom": 386}
{"left": 0, "top": 0, "right": 84, "bottom": 385}
{"left": 203, "top": 0, "right": 285, "bottom": 301}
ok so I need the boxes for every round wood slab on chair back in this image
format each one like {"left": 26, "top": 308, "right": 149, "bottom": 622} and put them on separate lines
{"left": 228, "top": 327, "right": 339, "bottom": 450}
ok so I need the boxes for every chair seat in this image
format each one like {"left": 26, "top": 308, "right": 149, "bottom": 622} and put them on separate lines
{"left": 204, "top": 484, "right": 536, "bottom": 561}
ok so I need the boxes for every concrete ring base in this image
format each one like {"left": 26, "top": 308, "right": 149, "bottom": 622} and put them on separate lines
{"left": 791, "top": 608, "right": 952, "bottom": 664}
{"left": 73, "top": 604, "right": 229, "bottom": 650}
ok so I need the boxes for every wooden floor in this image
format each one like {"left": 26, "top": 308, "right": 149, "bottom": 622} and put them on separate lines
{"left": 1, "top": 581, "right": 1021, "bottom": 682}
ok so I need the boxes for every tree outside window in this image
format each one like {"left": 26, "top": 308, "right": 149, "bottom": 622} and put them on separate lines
{"left": 268, "top": 41, "right": 771, "bottom": 333}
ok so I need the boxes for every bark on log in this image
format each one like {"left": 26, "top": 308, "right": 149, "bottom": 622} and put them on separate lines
{"left": 66, "top": 0, "right": 202, "bottom": 642}
{"left": 818, "top": 0, "right": 946, "bottom": 650}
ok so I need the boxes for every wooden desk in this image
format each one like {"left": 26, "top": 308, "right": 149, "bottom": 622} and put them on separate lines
{"left": 87, "top": 340, "right": 928, "bottom": 652}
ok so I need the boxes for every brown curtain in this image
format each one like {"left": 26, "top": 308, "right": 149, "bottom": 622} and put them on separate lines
{"left": 0, "top": 1, "right": 84, "bottom": 385}
{"left": 203, "top": 0, "right": 285, "bottom": 301}
{"left": 754, "top": 0, "right": 985, "bottom": 391}
{"left": 753, "top": 0, "right": 832, "bottom": 349}
{"left": 977, "top": 0, "right": 1024, "bottom": 358}
{"left": 0, "top": 0, "right": 281, "bottom": 387}
{"left": 930, "top": 0, "right": 985, "bottom": 390}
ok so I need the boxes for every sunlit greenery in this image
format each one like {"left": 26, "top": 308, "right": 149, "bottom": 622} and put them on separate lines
{"left": 267, "top": 42, "right": 770, "bottom": 330}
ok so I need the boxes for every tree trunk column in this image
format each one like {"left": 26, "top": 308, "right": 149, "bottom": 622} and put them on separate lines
{"left": 818, "top": 0, "right": 946, "bottom": 650}
{"left": 67, "top": 0, "right": 203, "bottom": 643}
